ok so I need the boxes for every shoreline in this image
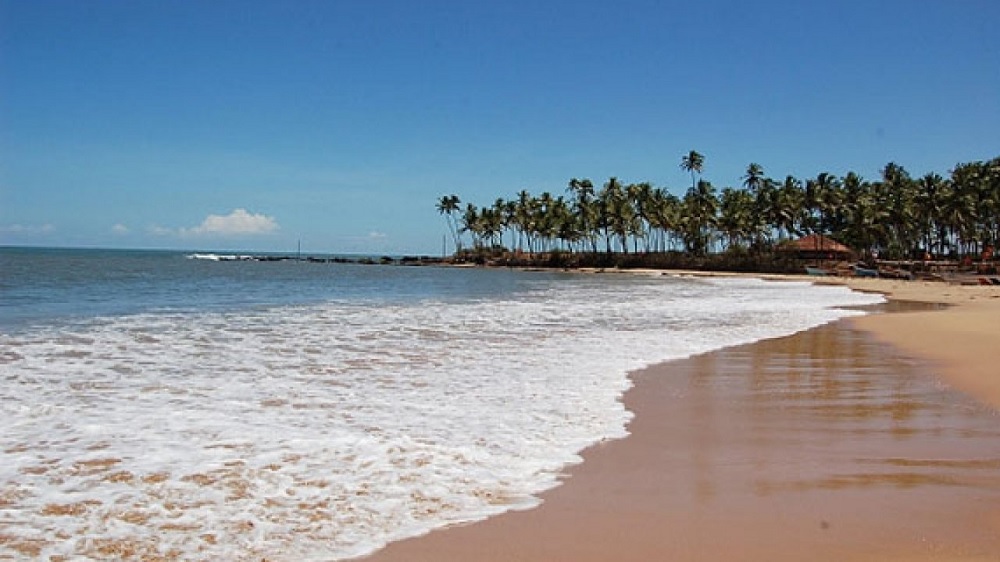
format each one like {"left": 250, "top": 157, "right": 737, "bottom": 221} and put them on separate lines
{"left": 572, "top": 269, "right": 1000, "bottom": 410}
{"left": 361, "top": 277, "right": 1000, "bottom": 561}
{"left": 824, "top": 276, "right": 1000, "bottom": 411}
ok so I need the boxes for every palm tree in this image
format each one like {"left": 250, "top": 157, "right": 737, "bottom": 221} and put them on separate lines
{"left": 742, "top": 163, "right": 765, "bottom": 194}
{"left": 629, "top": 182, "right": 656, "bottom": 252}
{"left": 437, "top": 151, "right": 999, "bottom": 265}
{"left": 599, "top": 177, "right": 633, "bottom": 253}
{"left": 718, "top": 187, "right": 755, "bottom": 251}
{"left": 839, "top": 171, "right": 878, "bottom": 256}
{"left": 985, "top": 158, "right": 1000, "bottom": 250}
{"left": 815, "top": 172, "right": 842, "bottom": 237}
{"left": 776, "top": 175, "right": 804, "bottom": 242}
{"left": 512, "top": 190, "right": 535, "bottom": 253}
{"left": 799, "top": 172, "right": 842, "bottom": 250}
{"left": 460, "top": 203, "right": 482, "bottom": 249}
{"left": 491, "top": 198, "right": 510, "bottom": 249}
{"left": 948, "top": 160, "right": 1000, "bottom": 257}
{"left": 681, "top": 150, "right": 705, "bottom": 191}
{"left": 968, "top": 160, "right": 999, "bottom": 255}
{"left": 535, "top": 192, "right": 557, "bottom": 252}
{"left": 478, "top": 205, "right": 504, "bottom": 249}
{"left": 914, "top": 172, "right": 948, "bottom": 256}
{"left": 567, "top": 178, "right": 599, "bottom": 253}
{"left": 880, "top": 162, "right": 916, "bottom": 258}
{"left": 753, "top": 176, "right": 779, "bottom": 249}
{"left": 647, "top": 188, "right": 682, "bottom": 252}
{"left": 549, "top": 196, "right": 580, "bottom": 252}
{"left": 682, "top": 179, "right": 718, "bottom": 256}
{"left": 436, "top": 194, "right": 462, "bottom": 253}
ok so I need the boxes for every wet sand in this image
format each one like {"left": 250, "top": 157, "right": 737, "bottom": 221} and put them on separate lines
{"left": 363, "top": 296, "right": 1000, "bottom": 561}
{"left": 840, "top": 278, "right": 1000, "bottom": 410}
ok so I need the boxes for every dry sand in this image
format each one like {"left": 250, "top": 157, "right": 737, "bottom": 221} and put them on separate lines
{"left": 362, "top": 276, "right": 1000, "bottom": 562}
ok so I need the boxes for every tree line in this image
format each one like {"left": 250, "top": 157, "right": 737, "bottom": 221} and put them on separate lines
{"left": 437, "top": 151, "right": 1000, "bottom": 263}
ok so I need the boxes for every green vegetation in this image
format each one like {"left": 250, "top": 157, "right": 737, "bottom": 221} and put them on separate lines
{"left": 438, "top": 152, "right": 1000, "bottom": 270}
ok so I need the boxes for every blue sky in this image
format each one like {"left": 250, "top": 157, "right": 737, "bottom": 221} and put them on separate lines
{"left": 2, "top": 0, "right": 998, "bottom": 254}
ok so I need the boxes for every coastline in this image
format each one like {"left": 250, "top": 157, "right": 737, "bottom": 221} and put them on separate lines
{"left": 838, "top": 278, "right": 1000, "bottom": 411}
{"left": 584, "top": 270, "right": 1000, "bottom": 410}
{"left": 361, "top": 276, "right": 1000, "bottom": 561}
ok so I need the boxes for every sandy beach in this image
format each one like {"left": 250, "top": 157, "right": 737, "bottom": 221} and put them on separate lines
{"left": 362, "top": 277, "right": 1000, "bottom": 561}
{"left": 840, "top": 278, "right": 1000, "bottom": 411}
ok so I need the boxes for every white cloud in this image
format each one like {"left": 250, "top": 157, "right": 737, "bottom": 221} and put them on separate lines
{"left": 112, "top": 223, "right": 129, "bottom": 234}
{"left": 181, "top": 209, "right": 279, "bottom": 237}
{"left": 368, "top": 231, "right": 387, "bottom": 239}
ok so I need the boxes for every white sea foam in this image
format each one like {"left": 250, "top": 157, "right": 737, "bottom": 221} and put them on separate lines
{"left": 187, "top": 253, "right": 254, "bottom": 261}
{"left": 0, "top": 275, "right": 883, "bottom": 560}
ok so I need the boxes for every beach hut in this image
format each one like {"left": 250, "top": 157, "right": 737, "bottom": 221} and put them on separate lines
{"left": 780, "top": 234, "right": 853, "bottom": 261}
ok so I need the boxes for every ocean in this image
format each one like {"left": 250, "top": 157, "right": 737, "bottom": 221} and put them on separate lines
{"left": 0, "top": 247, "right": 884, "bottom": 560}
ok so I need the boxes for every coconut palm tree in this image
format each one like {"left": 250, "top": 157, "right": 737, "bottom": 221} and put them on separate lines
{"left": 753, "top": 176, "right": 779, "bottom": 248}
{"left": 647, "top": 188, "right": 682, "bottom": 252}
{"left": 629, "top": 182, "right": 656, "bottom": 252}
{"left": 682, "top": 179, "right": 718, "bottom": 255}
{"left": 599, "top": 177, "right": 633, "bottom": 253}
{"left": 512, "top": 190, "right": 536, "bottom": 253}
{"left": 681, "top": 150, "right": 705, "bottom": 191}
{"left": 718, "top": 187, "right": 755, "bottom": 250}
{"left": 534, "top": 192, "right": 558, "bottom": 252}
{"left": 547, "top": 196, "right": 580, "bottom": 252}
{"left": 879, "top": 162, "right": 916, "bottom": 258}
{"left": 476, "top": 205, "right": 504, "bottom": 249}
{"left": 948, "top": 160, "right": 1000, "bottom": 256}
{"left": 815, "top": 172, "right": 842, "bottom": 237}
{"left": 436, "top": 194, "right": 462, "bottom": 253}
{"left": 985, "top": 157, "right": 1000, "bottom": 249}
{"left": 567, "top": 178, "right": 599, "bottom": 253}
{"left": 460, "top": 203, "right": 482, "bottom": 249}
{"left": 838, "top": 171, "right": 877, "bottom": 256}
{"left": 742, "top": 163, "right": 765, "bottom": 194}
{"left": 776, "top": 175, "right": 804, "bottom": 242}
{"left": 490, "top": 198, "right": 511, "bottom": 249}
{"left": 437, "top": 151, "right": 1000, "bottom": 265}
{"left": 914, "top": 172, "right": 948, "bottom": 256}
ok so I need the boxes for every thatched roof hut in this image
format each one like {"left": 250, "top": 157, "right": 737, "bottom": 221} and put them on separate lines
{"left": 779, "top": 234, "right": 853, "bottom": 260}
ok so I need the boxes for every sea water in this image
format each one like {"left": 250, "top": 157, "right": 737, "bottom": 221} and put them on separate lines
{"left": 0, "top": 247, "right": 884, "bottom": 560}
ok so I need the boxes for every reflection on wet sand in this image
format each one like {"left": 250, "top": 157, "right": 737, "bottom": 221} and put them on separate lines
{"left": 647, "top": 322, "right": 1000, "bottom": 560}
{"left": 366, "top": 320, "right": 1000, "bottom": 562}
{"left": 736, "top": 326, "right": 999, "bottom": 494}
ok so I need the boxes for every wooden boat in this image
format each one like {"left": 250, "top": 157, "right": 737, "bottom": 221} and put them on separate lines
{"left": 805, "top": 266, "right": 831, "bottom": 276}
{"left": 914, "top": 271, "right": 946, "bottom": 282}
{"left": 877, "top": 267, "right": 913, "bottom": 280}
{"left": 853, "top": 265, "right": 878, "bottom": 278}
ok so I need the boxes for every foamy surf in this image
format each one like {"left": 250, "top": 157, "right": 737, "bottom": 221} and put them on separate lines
{"left": 0, "top": 272, "right": 883, "bottom": 560}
